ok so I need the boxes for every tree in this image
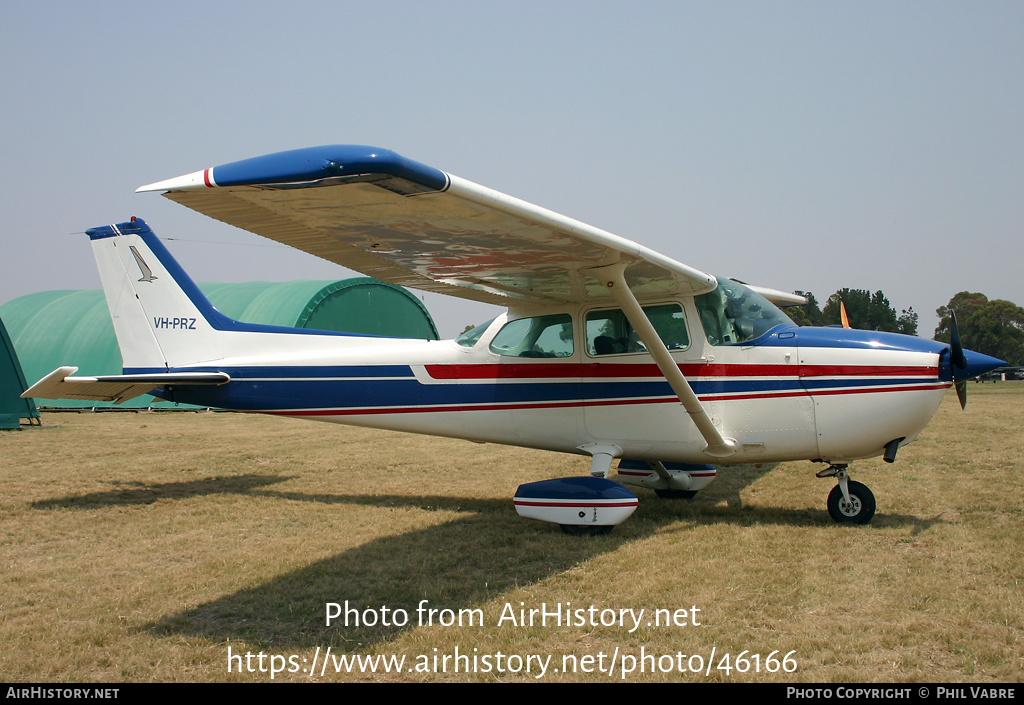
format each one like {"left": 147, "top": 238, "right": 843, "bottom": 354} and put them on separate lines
{"left": 896, "top": 307, "right": 919, "bottom": 336}
{"left": 824, "top": 288, "right": 870, "bottom": 328}
{"left": 934, "top": 292, "right": 989, "bottom": 340}
{"left": 866, "top": 290, "right": 899, "bottom": 331}
{"left": 821, "top": 288, "right": 914, "bottom": 334}
{"left": 785, "top": 291, "right": 827, "bottom": 327}
{"left": 935, "top": 292, "right": 1024, "bottom": 366}
{"left": 784, "top": 289, "right": 916, "bottom": 334}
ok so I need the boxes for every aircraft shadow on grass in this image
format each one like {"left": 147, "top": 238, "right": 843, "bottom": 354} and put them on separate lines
{"left": 120, "top": 465, "right": 948, "bottom": 651}
{"left": 30, "top": 474, "right": 295, "bottom": 509}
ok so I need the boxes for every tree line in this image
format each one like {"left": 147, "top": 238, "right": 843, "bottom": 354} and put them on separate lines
{"left": 934, "top": 292, "right": 1024, "bottom": 367}
{"left": 784, "top": 288, "right": 1024, "bottom": 366}
{"left": 784, "top": 288, "right": 919, "bottom": 336}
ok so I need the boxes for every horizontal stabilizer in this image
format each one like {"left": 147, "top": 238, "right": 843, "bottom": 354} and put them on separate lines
{"left": 22, "top": 367, "right": 230, "bottom": 404}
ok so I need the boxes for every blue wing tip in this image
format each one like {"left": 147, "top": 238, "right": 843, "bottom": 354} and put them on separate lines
{"left": 211, "top": 144, "right": 449, "bottom": 192}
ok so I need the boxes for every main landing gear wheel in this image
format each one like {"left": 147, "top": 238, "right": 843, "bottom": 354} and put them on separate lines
{"left": 655, "top": 489, "right": 698, "bottom": 499}
{"left": 827, "top": 481, "right": 876, "bottom": 524}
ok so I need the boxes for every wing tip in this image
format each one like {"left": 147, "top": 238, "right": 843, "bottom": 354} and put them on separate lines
{"left": 137, "top": 168, "right": 213, "bottom": 193}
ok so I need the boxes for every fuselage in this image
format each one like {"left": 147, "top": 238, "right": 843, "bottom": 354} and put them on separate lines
{"left": 152, "top": 292, "right": 953, "bottom": 467}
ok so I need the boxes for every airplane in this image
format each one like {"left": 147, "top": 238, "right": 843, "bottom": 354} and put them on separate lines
{"left": 23, "top": 144, "right": 1004, "bottom": 533}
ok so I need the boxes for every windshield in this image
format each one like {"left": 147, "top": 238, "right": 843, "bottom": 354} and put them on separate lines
{"left": 694, "top": 278, "right": 793, "bottom": 345}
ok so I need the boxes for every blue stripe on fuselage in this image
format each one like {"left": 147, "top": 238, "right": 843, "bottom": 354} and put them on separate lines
{"left": 147, "top": 364, "right": 939, "bottom": 412}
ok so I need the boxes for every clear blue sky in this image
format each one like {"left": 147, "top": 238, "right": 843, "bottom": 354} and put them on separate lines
{"left": 2, "top": 1, "right": 1022, "bottom": 337}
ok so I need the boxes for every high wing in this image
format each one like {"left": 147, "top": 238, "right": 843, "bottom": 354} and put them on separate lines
{"left": 137, "top": 145, "right": 719, "bottom": 306}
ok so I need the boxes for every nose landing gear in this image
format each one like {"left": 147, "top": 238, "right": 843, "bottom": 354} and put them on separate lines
{"left": 817, "top": 464, "right": 876, "bottom": 524}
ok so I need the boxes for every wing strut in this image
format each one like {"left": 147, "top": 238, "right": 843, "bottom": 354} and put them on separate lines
{"left": 587, "top": 262, "right": 738, "bottom": 459}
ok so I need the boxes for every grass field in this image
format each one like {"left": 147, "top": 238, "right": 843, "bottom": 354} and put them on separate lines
{"left": 2, "top": 384, "right": 1021, "bottom": 682}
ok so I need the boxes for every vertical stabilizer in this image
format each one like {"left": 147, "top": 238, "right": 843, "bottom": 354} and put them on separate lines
{"left": 87, "top": 218, "right": 234, "bottom": 370}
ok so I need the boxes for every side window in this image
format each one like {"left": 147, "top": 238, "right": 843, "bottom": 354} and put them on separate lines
{"left": 455, "top": 317, "right": 497, "bottom": 348}
{"left": 646, "top": 304, "right": 690, "bottom": 350}
{"left": 587, "top": 309, "right": 641, "bottom": 355}
{"left": 586, "top": 304, "right": 689, "bottom": 356}
{"left": 489, "top": 314, "right": 574, "bottom": 358}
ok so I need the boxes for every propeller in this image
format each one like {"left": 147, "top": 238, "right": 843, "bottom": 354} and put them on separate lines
{"left": 946, "top": 310, "right": 1005, "bottom": 410}
{"left": 949, "top": 311, "right": 968, "bottom": 409}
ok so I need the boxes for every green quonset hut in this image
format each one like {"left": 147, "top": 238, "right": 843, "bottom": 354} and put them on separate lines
{"left": 0, "top": 315, "right": 38, "bottom": 427}
{"left": 0, "top": 278, "right": 438, "bottom": 409}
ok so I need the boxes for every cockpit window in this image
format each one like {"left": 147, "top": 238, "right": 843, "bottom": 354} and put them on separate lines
{"left": 489, "top": 314, "right": 574, "bottom": 357}
{"left": 455, "top": 317, "right": 497, "bottom": 348}
{"left": 695, "top": 278, "right": 793, "bottom": 345}
{"left": 586, "top": 304, "right": 689, "bottom": 356}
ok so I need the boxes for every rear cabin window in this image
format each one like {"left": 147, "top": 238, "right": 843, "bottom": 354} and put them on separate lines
{"left": 489, "top": 314, "right": 574, "bottom": 358}
{"left": 586, "top": 304, "right": 689, "bottom": 356}
{"left": 455, "top": 317, "right": 497, "bottom": 348}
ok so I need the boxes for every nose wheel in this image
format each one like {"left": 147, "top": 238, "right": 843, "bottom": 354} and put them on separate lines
{"left": 818, "top": 465, "right": 876, "bottom": 524}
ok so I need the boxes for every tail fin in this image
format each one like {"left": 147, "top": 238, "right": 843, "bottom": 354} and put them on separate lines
{"left": 87, "top": 218, "right": 240, "bottom": 370}
{"left": 89, "top": 217, "right": 375, "bottom": 372}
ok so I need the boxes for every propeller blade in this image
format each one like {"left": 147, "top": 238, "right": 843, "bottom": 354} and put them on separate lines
{"left": 950, "top": 311, "right": 968, "bottom": 408}
{"left": 955, "top": 380, "right": 968, "bottom": 410}
{"left": 950, "top": 311, "right": 967, "bottom": 370}
{"left": 946, "top": 310, "right": 1005, "bottom": 410}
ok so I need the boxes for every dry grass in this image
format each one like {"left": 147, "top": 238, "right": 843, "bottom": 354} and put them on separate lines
{"left": 1, "top": 384, "right": 1021, "bottom": 682}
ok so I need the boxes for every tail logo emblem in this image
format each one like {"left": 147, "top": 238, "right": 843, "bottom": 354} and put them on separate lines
{"left": 129, "top": 246, "right": 158, "bottom": 283}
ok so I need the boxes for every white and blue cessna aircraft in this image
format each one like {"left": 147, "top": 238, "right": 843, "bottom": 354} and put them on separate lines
{"left": 24, "top": 145, "right": 1003, "bottom": 532}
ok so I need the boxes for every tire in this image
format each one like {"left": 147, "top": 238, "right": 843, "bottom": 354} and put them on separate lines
{"left": 827, "top": 481, "right": 876, "bottom": 524}
{"left": 655, "top": 489, "right": 698, "bottom": 499}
